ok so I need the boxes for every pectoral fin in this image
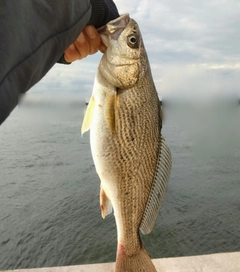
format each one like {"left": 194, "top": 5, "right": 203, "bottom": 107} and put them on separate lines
{"left": 140, "top": 136, "right": 172, "bottom": 234}
{"left": 105, "top": 92, "right": 117, "bottom": 135}
{"left": 81, "top": 95, "right": 95, "bottom": 135}
{"left": 100, "top": 187, "right": 113, "bottom": 219}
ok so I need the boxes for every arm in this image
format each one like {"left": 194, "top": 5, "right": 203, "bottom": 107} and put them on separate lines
{"left": 0, "top": 0, "right": 119, "bottom": 125}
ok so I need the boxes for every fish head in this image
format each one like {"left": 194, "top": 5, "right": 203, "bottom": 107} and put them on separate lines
{"left": 98, "top": 14, "right": 146, "bottom": 90}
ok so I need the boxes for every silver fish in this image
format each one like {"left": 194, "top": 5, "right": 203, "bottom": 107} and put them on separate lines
{"left": 82, "top": 14, "right": 172, "bottom": 272}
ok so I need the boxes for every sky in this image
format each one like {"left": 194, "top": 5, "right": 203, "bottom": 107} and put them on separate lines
{"left": 31, "top": 0, "right": 240, "bottom": 101}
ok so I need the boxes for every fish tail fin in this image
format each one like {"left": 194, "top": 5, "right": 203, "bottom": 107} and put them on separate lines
{"left": 115, "top": 245, "right": 157, "bottom": 272}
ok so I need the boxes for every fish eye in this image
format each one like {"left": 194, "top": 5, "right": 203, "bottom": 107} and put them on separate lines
{"left": 127, "top": 34, "right": 139, "bottom": 48}
{"left": 130, "top": 36, "right": 136, "bottom": 43}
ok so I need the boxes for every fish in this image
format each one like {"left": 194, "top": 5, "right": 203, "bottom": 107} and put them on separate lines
{"left": 81, "top": 14, "right": 172, "bottom": 272}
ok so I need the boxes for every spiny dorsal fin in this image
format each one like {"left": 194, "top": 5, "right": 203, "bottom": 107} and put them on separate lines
{"left": 81, "top": 95, "right": 95, "bottom": 135}
{"left": 140, "top": 136, "right": 172, "bottom": 234}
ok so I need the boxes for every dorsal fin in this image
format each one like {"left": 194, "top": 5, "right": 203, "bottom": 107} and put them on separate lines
{"left": 81, "top": 95, "right": 95, "bottom": 135}
{"left": 140, "top": 136, "right": 172, "bottom": 234}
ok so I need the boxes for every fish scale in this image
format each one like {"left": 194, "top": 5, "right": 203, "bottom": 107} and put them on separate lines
{"left": 82, "top": 14, "right": 172, "bottom": 272}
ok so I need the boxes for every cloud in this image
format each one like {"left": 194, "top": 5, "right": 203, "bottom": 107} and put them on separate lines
{"left": 30, "top": 0, "right": 240, "bottom": 100}
{"left": 31, "top": 54, "right": 101, "bottom": 98}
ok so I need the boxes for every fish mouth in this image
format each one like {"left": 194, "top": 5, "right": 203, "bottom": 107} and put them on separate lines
{"left": 98, "top": 14, "right": 130, "bottom": 46}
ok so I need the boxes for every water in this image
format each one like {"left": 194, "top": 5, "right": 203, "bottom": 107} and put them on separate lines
{"left": 0, "top": 96, "right": 240, "bottom": 270}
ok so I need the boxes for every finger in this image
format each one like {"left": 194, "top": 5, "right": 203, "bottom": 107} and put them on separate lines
{"left": 99, "top": 43, "right": 107, "bottom": 53}
{"left": 83, "top": 26, "right": 101, "bottom": 55}
{"left": 64, "top": 44, "right": 81, "bottom": 63}
{"left": 73, "top": 32, "right": 90, "bottom": 59}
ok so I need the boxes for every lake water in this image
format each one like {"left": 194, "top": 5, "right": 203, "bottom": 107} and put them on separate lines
{"left": 0, "top": 96, "right": 240, "bottom": 270}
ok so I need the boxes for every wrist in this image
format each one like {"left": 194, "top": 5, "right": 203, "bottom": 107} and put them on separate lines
{"left": 88, "top": 0, "right": 119, "bottom": 28}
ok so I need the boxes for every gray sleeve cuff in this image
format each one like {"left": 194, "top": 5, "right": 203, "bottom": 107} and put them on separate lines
{"left": 88, "top": 0, "right": 119, "bottom": 28}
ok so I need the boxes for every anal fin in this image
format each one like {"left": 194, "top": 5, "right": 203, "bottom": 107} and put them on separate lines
{"left": 140, "top": 136, "right": 172, "bottom": 234}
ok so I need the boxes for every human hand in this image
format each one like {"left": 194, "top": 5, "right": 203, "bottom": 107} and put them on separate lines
{"left": 64, "top": 25, "right": 107, "bottom": 63}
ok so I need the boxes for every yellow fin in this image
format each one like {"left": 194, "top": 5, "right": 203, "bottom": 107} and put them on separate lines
{"left": 81, "top": 95, "right": 95, "bottom": 135}
{"left": 100, "top": 186, "right": 112, "bottom": 219}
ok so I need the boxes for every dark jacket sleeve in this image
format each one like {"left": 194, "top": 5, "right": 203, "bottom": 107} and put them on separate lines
{"left": 0, "top": 0, "right": 119, "bottom": 125}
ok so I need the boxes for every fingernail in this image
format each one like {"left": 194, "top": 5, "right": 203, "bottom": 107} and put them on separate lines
{"left": 99, "top": 44, "right": 107, "bottom": 53}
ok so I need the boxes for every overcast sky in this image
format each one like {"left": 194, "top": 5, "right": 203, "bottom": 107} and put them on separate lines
{"left": 31, "top": 0, "right": 240, "bottom": 100}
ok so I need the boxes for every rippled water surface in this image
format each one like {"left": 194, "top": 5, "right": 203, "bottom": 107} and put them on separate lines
{"left": 0, "top": 98, "right": 240, "bottom": 270}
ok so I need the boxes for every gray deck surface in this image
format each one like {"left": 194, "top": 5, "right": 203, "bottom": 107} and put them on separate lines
{"left": 3, "top": 252, "right": 240, "bottom": 272}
